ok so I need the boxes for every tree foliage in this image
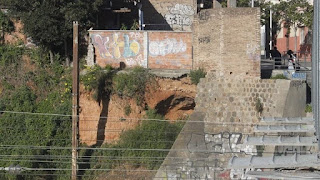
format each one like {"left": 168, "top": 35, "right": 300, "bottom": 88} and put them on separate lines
{"left": 0, "top": 10, "right": 14, "bottom": 43}
{"left": 6, "top": 0, "right": 105, "bottom": 61}
{"left": 272, "top": 0, "right": 313, "bottom": 29}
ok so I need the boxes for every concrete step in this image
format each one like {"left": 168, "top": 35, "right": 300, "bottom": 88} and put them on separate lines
{"left": 243, "top": 135, "right": 317, "bottom": 146}
{"left": 228, "top": 154, "right": 319, "bottom": 169}
{"left": 254, "top": 124, "right": 315, "bottom": 133}
{"left": 260, "top": 117, "right": 314, "bottom": 125}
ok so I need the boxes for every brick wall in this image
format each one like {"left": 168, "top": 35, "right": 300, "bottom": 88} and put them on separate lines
{"left": 89, "top": 30, "right": 193, "bottom": 70}
{"left": 148, "top": 31, "right": 192, "bottom": 69}
{"left": 142, "top": 0, "right": 196, "bottom": 31}
{"left": 193, "top": 8, "right": 261, "bottom": 78}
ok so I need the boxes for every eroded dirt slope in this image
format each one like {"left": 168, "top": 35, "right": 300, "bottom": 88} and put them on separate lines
{"left": 79, "top": 76, "right": 196, "bottom": 146}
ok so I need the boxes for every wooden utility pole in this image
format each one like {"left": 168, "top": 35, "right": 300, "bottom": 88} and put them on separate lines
{"left": 72, "top": 21, "right": 79, "bottom": 180}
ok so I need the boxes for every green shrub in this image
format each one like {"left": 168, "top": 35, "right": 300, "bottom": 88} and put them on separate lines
{"left": 130, "top": 19, "right": 139, "bottom": 30}
{"left": 81, "top": 65, "right": 103, "bottom": 91}
{"left": 0, "top": 11, "right": 14, "bottom": 43}
{"left": 0, "top": 44, "right": 74, "bottom": 179}
{"left": 113, "top": 67, "right": 152, "bottom": 105}
{"left": 124, "top": 104, "right": 132, "bottom": 116}
{"left": 81, "top": 65, "right": 114, "bottom": 102}
{"left": 255, "top": 98, "right": 263, "bottom": 113}
{"left": 190, "top": 68, "right": 206, "bottom": 85}
{"left": 270, "top": 74, "right": 287, "bottom": 79}
{"left": 84, "top": 109, "right": 184, "bottom": 177}
{"left": 0, "top": 45, "right": 24, "bottom": 66}
{"left": 105, "top": 64, "right": 113, "bottom": 71}
{"left": 145, "top": 108, "right": 164, "bottom": 120}
{"left": 305, "top": 104, "right": 312, "bottom": 113}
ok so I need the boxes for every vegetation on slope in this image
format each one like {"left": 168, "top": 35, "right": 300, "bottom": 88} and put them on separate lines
{"left": 83, "top": 109, "right": 184, "bottom": 178}
{"left": 0, "top": 44, "right": 72, "bottom": 179}
{"left": 0, "top": 44, "right": 185, "bottom": 179}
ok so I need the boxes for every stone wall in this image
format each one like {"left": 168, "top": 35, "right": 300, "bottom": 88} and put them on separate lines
{"left": 155, "top": 74, "right": 307, "bottom": 179}
{"left": 196, "top": 75, "right": 306, "bottom": 134}
{"left": 142, "top": 0, "right": 196, "bottom": 31}
{"left": 193, "top": 8, "right": 261, "bottom": 78}
{"left": 89, "top": 30, "right": 193, "bottom": 69}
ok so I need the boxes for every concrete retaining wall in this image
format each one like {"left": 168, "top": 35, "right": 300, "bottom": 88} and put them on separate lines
{"left": 155, "top": 73, "right": 307, "bottom": 179}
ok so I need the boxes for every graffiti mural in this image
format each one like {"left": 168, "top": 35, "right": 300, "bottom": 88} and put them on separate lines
{"left": 163, "top": 3, "right": 195, "bottom": 27}
{"left": 148, "top": 32, "right": 192, "bottom": 69}
{"left": 89, "top": 31, "right": 193, "bottom": 70}
{"left": 187, "top": 132, "right": 243, "bottom": 154}
{"left": 90, "top": 32, "right": 146, "bottom": 68}
{"left": 163, "top": 160, "right": 218, "bottom": 179}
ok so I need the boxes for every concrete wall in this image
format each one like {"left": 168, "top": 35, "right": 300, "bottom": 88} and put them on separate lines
{"left": 283, "top": 81, "right": 307, "bottom": 117}
{"left": 89, "top": 30, "right": 193, "bottom": 69}
{"left": 193, "top": 8, "right": 261, "bottom": 78}
{"left": 142, "top": 0, "right": 196, "bottom": 31}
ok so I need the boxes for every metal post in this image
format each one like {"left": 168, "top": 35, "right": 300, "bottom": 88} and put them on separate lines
{"left": 138, "top": 7, "right": 141, "bottom": 30}
{"left": 294, "top": 25, "right": 298, "bottom": 53}
{"left": 72, "top": 21, "right": 79, "bottom": 180}
{"left": 138, "top": 3, "right": 143, "bottom": 30}
{"left": 312, "top": 0, "right": 320, "bottom": 149}
{"left": 251, "top": 0, "right": 254, "bottom": 7}
{"left": 141, "top": 11, "right": 144, "bottom": 30}
{"left": 270, "top": 6, "right": 273, "bottom": 51}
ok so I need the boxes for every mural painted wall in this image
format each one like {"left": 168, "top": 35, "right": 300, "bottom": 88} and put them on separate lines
{"left": 90, "top": 31, "right": 147, "bottom": 68}
{"left": 89, "top": 30, "right": 193, "bottom": 70}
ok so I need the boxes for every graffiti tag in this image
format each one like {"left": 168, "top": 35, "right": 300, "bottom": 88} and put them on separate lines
{"left": 164, "top": 3, "right": 194, "bottom": 26}
{"left": 199, "top": 11, "right": 210, "bottom": 21}
{"left": 149, "top": 38, "right": 187, "bottom": 57}
{"left": 246, "top": 43, "right": 260, "bottom": 61}
{"left": 187, "top": 132, "right": 242, "bottom": 153}
{"left": 198, "top": 36, "right": 211, "bottom": 44}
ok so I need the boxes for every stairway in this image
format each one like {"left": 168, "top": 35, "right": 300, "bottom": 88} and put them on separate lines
{"left": 228, "top": 116, "right": 318, "bottom": 178}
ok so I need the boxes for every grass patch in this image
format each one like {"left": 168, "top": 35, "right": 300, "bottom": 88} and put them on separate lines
{"left": 305, "top": 104, "right": 312, "bottom": 113}
{"left": 189, "top": 68, "right": 206, "bottom": 85}
{"left": 270, "top": 74, "right": 287, "bottom": 79}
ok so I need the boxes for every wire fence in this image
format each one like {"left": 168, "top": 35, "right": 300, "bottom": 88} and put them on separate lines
{"left": 0, "top": 110, "right": 316, "bottom": 179}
